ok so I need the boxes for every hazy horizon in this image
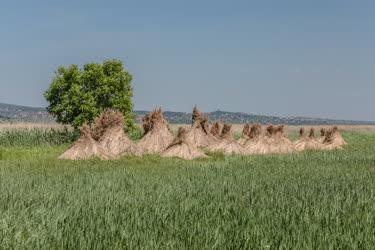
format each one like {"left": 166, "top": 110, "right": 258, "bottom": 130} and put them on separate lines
{"left": 1, "top": 0, "right": 374, "bottom": 121}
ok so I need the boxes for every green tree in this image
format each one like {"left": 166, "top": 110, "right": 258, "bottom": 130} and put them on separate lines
{"left": 44, "top": 59, "right": 134, "bottom": 129}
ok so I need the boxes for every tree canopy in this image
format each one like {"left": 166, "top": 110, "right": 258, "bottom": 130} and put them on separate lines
{"left": 44, "top": 59, "right": 134, "bottom": 129}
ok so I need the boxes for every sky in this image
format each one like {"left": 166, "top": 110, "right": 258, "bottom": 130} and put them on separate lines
{"left": 0, "top": 0, "right": 374, "bottom": 120}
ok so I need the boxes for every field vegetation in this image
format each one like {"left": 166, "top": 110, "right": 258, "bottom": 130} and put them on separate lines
{"left": 1, "top": 128, "right": 375, "bottom": 248}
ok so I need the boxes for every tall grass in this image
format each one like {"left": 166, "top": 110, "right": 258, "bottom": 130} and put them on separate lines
{"left": 0, "top": 128, "right": 78, "bottom": 147}
{"left": 0, "top": 126, "right": 143, "bottom": 147}
{"left": 0, "top": 133, "right": 375, "bottom": 248}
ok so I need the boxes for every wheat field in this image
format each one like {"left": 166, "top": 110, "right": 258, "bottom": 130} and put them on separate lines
{"left": 0, "top": 125, "right": 375, "bottom": 249}
{"left": 0, "top": 125, "right": 375, "bottom": 248}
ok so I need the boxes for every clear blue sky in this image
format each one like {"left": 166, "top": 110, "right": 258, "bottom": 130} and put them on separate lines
{"left": 0, "top": 0, "right": 374, "bottom": 120}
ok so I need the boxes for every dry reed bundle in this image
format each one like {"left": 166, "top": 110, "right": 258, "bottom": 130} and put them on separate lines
{"left": 318, "top": 128, "right": 327, "bottom": 143}
{"left": 135, "top": 108, "right": 174, "bottom": 155}
{"left": 244, "top": 125, "right": 294, "bottom": 155}
{"left": 200, "top": 118, "right": 210, "bottom": 135}
{"left": 242, "top": 124, "right": 265, "bottom": 154}
{"left": 59, "top": 125, "right": 109, "bottom": 160}
{"left": 142, "top": 114, "right": 152, "bottom": 135}
{"left": 208, "top": 123, "right": 245, "bottom": 155}
{"left": 309, "top": 128, "right": 315, "bottom": 138}
{"left": 94, "top": 110, "right": 136, "bottom": 159}
{"left": 322, "top": 126, "right": 347, "bottom": 150}
{"left": 299, "top": 128, "right": 305, "bottom": 138}
{"left": 192, "top": 106, "right": 203, "bottom": 125}
{"left": 266, "top": 125, "right": 295, "bottom": 154}
{"left": 248, "top": 124, "right": 262, "bottom": 139}
{"left": 238, "top": 124, "right": 251, "bottom": 145}
{"left": 185, "top": 107, "right": 217, "bottom": 148}
{"left": 221, "top": 124, "right": 231, "bottom": 137}
{"left": 294, "top": 127, "right": 324, "bottom": 152}
{"left": 320, "top": 128, "right": 326, "bottom": 136}
{"left": 162, "top": 127, "right": 207, "bottom": 160}
{"left": 210, "top": 122, "right": 222, "bottom": 138}
{"left": 274, "top": 125, "right": 284, "bottom": 135}
{"left": 266, "top": 125, "right": 276, "bottom": 136}
{"left": 92, "top": 109, "right": 124, "bottom": 141}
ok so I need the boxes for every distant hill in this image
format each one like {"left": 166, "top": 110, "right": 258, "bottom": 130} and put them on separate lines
{"left": 136, "top": 110, "right": 375, "bottom": 125}
{"left": 1, "top": 102, "right": 374, "bottom": 125}
{"left": 0, "top": 103, "right": 54, "bottom": 123}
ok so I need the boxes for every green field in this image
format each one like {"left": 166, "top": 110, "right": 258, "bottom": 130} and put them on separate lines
{"left": 1, "top": 132, "right": 375, "bottom": 249}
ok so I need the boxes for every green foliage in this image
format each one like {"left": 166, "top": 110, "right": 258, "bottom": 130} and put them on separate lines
{"left": 44, "top": 59, "right": 134, "bottom": 129}
{"left": 1, "top": 133, "right": 375, "bottom": 248}
{"left": 0, "top": 128, "right": 78, "bottom": 147}
{"left": 0, "top": 127, "right": 142, "bottom": 147}
{"left": 127, "top": 125, "right": 144, "bottom": 141}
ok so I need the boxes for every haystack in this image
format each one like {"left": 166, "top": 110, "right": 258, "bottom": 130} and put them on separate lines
{"left": 294, "top": 128, "right": 324, "bottom": 152}
{"left": 248, "top": 124, "right": 262, "bottom": 140}
{"left": 318, "top": 128, "right": 327, "bottom": 143}
{"left": 95, "top": 110, "right": 136, "bottom": 159}
{"left": 238, "top": 124, "right": 251, "bottom": 145}
{"left": 208, "top": 124, "right": 245, "bottom": 155}
{"left": 192, "top": 106, "right": 202, "bottom": 125}
{"left": 210, "top": 122, "right": 222, "bottom": 138}
{"left": 135, "top": 108, "right": 174, "bottom": 155}
{"left": 244, "top": 125, "right": 294, "bottom": 155}
{"left": 59, "top": 125, "right": 109, "bottom": 160}
{"left": 92, "top": 109, "right": 124, "bottom": 140}
{"left": 185, "top": 107, "right": 217, "bottom": 148}
{"left": 242, "top": 124, "right": 265, "bottom": 154}
{"left": 162, "top": 127, "right": 207, "bottom": 160}
{"left": 322, "top": 126, "right": 347, "bottom": 150}
{"left": 264, "top": 125, "right": 295, "bottom": 154}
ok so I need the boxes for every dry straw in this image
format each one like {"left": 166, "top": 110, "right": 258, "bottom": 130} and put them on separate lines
{"left": 322, "top": 126, "right": 347, "bottom": 150}
{"left": 208, "top": 123, "right": 245, "bottom": 155}
{"left": 135, "top": 108, "right": 174, "bottom": 155}
{"left": 244, "top": 125, "right": 294, "bottom": 155}
{"left": 243, "top": 124, "right": 267, "bottom": 154}
{"left": 238, "top": 124, "right": 251, "bottom": 145}
{"left": 91, "top": 109, "right": 124, "bottom": 140}
{"left": 185, "top": 106, "right": 217, "bottom": 148}
{"left": 294, "top": 127, "right": 324, "bottom": 152}
{"left": 95, "top": 110, "right": 136, "bottom": 159}
{"left": 162, "top": 127, "right": 207, "bottom": 160}
{"left": 58, "top": 106, "right": 348, "bottom": 160}
{"left": 318, "top": 128, "right": 327, "bottom": 143}
{"left": 210, "top": 122, "right": 222, "bottom": 138}
{"left": 59, "top": 124, "right": 109, "bottom": 160}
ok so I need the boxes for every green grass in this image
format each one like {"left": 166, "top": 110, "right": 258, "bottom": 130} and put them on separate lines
{"left": 0, "top": 127, "right": 143, "bottom": 148}
{"left": 0, "top": 128, "right": 78, "bottom": 147}
{"left": 0, "top": 132, "right": 375, "bottom": 249}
